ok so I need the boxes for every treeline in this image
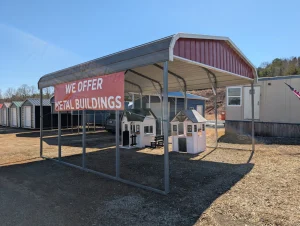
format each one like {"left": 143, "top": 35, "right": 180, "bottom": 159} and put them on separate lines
{"left": 0, "top": 84, "right": 53, "bottom": 103}
{"left": 258, "top": 57, "right": 300, "bottom": 77}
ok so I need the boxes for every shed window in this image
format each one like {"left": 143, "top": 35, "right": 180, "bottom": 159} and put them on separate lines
{"left": 227, "top": 87, "right": 242, "bottom": 106}
{"left": 144, "top": 125, "right": 153, "bottom": 134}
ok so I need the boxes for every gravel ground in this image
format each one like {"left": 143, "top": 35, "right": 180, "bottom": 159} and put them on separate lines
{"left": 0, "top": 127, "right": 299, "bottom": 226}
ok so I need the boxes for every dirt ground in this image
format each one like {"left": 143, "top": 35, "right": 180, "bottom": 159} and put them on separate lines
{"left": 0, "top": 126, "right": 299, "bottom": 226}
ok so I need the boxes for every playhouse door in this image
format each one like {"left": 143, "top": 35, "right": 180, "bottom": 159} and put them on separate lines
{"left": 123, "top": 131, "right": 129, "bottom": 146}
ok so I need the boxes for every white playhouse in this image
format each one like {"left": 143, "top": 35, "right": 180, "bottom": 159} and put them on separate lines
{"left": 171, "top": 110, "right": 207, "bottom": 154}
{"left": 121, "top": 109, "right": 157, "bottom": 148}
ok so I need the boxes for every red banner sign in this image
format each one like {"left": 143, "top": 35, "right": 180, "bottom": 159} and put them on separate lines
{"left": 54, "top": 72, "right": 124, "bottom": 111}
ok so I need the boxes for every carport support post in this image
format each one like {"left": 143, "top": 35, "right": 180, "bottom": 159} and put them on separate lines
{"left": 82, "top": 110, "right": 86, "bottom": 168}
{"left": 40, "top": 88, "right": 43, "bottom": 158}
{"left": 58, "top": 111, "right": 62, "bottom": 160}
{"left": 71, "top": 111, "right": 73, "bottom": 133}
{"left": 94, "top": 111, "right": 96, "bottom": 132}
{"left": 163, "top": 61, "right": 170, "bottom": 194}
{"left": 77, "top": 110, "right": 80, "bottom": 134}
{"left": 115, "top": 110, "right": 120, "bottom": 178}
{"left": 251, "top": 83, "right": 255, "bottom": 152}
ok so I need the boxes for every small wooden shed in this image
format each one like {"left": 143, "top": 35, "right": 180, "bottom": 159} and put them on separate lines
{"left": 1, "top": 102, "right": 12, "bottom": 127}
{"left": 21, "top": 98, "right": 51, "bottom": 129}
{"left": 9, "top": 101, "right": 23, "bottom": 128}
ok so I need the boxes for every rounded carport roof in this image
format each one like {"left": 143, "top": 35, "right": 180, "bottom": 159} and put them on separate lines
{"left": 38, "top": 33, "right": 257, "bottom": 94}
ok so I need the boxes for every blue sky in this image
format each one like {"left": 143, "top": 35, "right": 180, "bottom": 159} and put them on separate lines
{"left": 0, "top": 0, "right": 299, "bottom": 92}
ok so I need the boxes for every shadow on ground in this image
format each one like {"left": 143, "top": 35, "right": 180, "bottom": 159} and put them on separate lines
{"left": 0, "top": 147, "right": 254, "bottom": 226}
{"left": 219, "top": 132, "right": 300, "bottom": 145}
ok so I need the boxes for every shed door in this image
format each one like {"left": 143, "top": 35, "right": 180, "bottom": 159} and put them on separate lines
{"left": 3, "top": 109, "right": 7, "bottom": 125}
{"left": 24, "top": 106, "right": 32, "bottom": 127}
{"left": 244, "top": 87, "right": 260, "bottom": 120}
{"left": 11, "top": 108, "right": 17, "bottom": 126}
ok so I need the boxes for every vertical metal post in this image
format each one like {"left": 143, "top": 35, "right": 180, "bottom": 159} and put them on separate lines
{"left": 40, "top": 88, "right": 43, "bottom": 158}
{"left": 51, "top": 112, "right": 53, "bottom": 130}
{"left": 214, "top": 82, "right": 218, "bottom": 143}
{"left": 140, "top": 93, "right": 143, "bottom": 108}
{"left": 175, "top": 97, "right": 177, "bottom": 115}
{"left": 88, "top": 114, "right": 90, "bottom": 131}
{"left": 71, "top": 110, "right": 73, "bottom": 133}
{"left": 160, "top": 95, "right": 163, "bottom": 135}
{"left": 149, "top": 95, "right": 151, "bottom": 108}
{"left": 132, "top": 93, "right": 135, "bottom": 109}
{"left": 67, "top": 111, "right": 69, "bottom": 129}
{"left": 94, "top": 111, "right": 96, "bottom": 132}
{"left": 251, "top": 83, "right": 255, "bottom": 152}
{"left": 82, "top": 110, "right": 86, "bottom": 168}
{"left": 77, "top": 110, "right": 80, "bottom": 134}
{"left": 184, "top": 92, "right": 188, "bottom": 110}
{"left": 163, "top": 61, "right": 170, "bottom": 194}
{"left": 58, "top": 111, "right": 62, "bottom": 160}
{"left": 115, "top": 110, "right": 120, "bottom": 178}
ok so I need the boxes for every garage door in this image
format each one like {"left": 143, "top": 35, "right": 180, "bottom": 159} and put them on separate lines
{"left": 24, "top": 106, "right": 31, "bottom": 128}
{"left": 11, "top": 108, "right": 17, "bottom": 127}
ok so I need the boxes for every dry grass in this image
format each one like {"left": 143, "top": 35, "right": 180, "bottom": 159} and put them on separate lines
{"left": 0, "top": 127, "right": 299, "bottom": 226}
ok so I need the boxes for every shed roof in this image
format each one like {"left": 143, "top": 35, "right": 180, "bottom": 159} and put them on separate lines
{"left": 3, "top": 102, "right": 12, "bottom": 108}
{"left": 171, "top": 110, "right": 207, "bottom": 123}
{"left": 23, "top": 98, "right": 51, "bottom": 106}
{"left": 123, "top": 108, "right": 157, "bottom": 122}
{"left": 38, "top": 33, "right": 256, "bottom": 94}
{"left": 10, "top": 101, "right": 24, "bottom": 108}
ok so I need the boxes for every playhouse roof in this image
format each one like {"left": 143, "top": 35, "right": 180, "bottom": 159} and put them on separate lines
{"left": 124, "top": 108, "right": 157, "bottom": 122}
{"left": 171, "top": 110, "right": 207, "bottom": 123}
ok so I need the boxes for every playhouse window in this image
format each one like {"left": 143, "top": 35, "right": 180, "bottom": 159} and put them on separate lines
{"left": 131, "top": 124, "right": 135, "bottom": 133}
{"left": 202, "top": 124, "right": 205, "bottom": 131}
{"left": 227, "top": 87, "right": 242, "bottom": 106}
{"left": 187, "top": 125, "right": 192, "bottom": 133}
{"left": 144, "top": 126, "right": 153, "bottom": 134}
{"left": 194, "top": 125, "right": 197, "bottom": 132}
{"left": 173, "top": 125, "right": 177, "bottom": 132}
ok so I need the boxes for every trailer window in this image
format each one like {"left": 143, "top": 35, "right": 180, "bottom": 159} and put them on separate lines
{"left": 227, "top": 87, "right": 242, "bottom": 106}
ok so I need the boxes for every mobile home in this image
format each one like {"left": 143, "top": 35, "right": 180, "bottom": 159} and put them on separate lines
{"left": 9, "top": 101, "right": 23, "bottom": 128}
{"left": 21, "top": 98, "right": 51, "bottom": 129}
{"left": 225, "top": 75, "right": 300, "bottom": 138}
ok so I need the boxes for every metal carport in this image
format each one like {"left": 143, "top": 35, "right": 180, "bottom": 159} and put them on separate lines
{"left": 38, "top": 33, "right": 257, "bottom": 194}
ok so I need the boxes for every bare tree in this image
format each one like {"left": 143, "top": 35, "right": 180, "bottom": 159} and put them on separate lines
{"left": 44, "top": 87, "right": 54, "bottom": 99}
{"left": 4, "top": 88, "right": 16, "bottom": 100}
{"left": 16, "top": 84, "right": 31, "bottom": 99}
